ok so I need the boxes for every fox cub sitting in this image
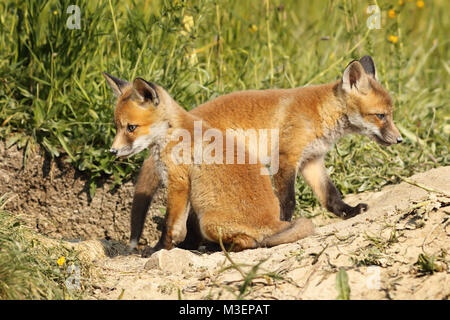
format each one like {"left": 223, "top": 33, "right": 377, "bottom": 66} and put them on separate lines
{"left": 109, "top": 56, "right": 403, "bottom": 250}
{"left": 104, "top": 75, "right": 315, "bottom": 256}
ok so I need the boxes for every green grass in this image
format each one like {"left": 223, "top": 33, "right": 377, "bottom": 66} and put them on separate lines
{"left": 0, "top": 0, "right": 448, "bottom": 205}
{"left": 0, "top": 195, "right": 92, "bottom": 299}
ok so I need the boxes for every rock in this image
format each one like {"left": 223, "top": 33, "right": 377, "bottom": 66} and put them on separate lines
{"left": 144, "top": 248, "right": 198, "bottom": 274}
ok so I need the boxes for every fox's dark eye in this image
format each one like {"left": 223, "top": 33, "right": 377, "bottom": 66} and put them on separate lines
{"left": 375, "top": 114, "right": 385, "bottom": 120}
{"left": 127, "top": 124, "right": 137, "bottom": 133}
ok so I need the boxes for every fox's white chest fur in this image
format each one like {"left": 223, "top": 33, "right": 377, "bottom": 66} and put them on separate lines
{"left": 144, "top": 121, "right": 169, "bottom": 186}
{"left": 299, "top": 117, "right": 349, "bottom": 168}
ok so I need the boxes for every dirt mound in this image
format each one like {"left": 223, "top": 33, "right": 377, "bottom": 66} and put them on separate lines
{"left": 0, "top": 141, "right": 164, "bottom": 245}
{"left": 88, "top": 167, "right": 449, "bottom": 300}
{"left": 1, "top": 141, "right": 449, "bottom": 299}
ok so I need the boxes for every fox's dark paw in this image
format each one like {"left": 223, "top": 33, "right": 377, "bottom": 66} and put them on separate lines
{"left": 342, "top": 203, "right": 368, "bottom": 219}
{"left": 141, "top": 245, "right": 158, "bottom": 258}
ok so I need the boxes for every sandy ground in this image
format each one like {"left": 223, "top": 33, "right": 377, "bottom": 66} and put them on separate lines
{"left": 78, "top": 167, "right": 450, "bottom": 300}
{"left": 1, "top": 141, "right": 448, "bottom": 299}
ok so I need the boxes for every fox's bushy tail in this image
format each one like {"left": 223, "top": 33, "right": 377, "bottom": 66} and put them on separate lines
{"left": 259, "top": 218, "right": 314, "bottom": 247}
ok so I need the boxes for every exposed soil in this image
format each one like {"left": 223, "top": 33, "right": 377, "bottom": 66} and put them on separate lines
{"left": 0, "top": 141, "right": 165, "bottom": 245}
{"left": 1, "top": 141, "right": 449, "bottom": 300}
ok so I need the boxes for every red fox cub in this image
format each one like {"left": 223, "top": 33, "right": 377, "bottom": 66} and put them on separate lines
{"left": 110, "top": 56, "right": 403, "bottom": 250}
{"left": 104, "top": 76, "right": 315, "bottom": 256}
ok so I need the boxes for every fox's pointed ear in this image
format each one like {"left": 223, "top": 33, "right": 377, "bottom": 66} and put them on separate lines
{"left": 103, "top": 72, "right": 129, "bottom": 97}
{"left": 342, "top": 60, "right": 370, "bottom": 93}
{"left": 359, "top": 55, "right": 377, "bottom": 80}
{"left": 132, "top": 78, "right": 160, "bottom": 106}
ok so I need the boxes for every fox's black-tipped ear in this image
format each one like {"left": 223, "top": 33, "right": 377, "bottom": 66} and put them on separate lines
{"left": 132, "top": 78, "right": 160, "bottom": 106}
{"left": 102, "top": 72, "right": 129, "bottom": 97}
{"left": 342, "top": 60, "right": 370, "bottom": 93}
{"left": 359, "top": 55, "right": 377, "bottom": 80}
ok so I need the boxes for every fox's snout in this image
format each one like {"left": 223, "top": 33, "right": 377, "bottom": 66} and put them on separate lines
{"left": 382, "top": 134, "right": 403, "bottom": 145}
{"left": 109, "top": 133, "right": 134, "bottom": 158}
{"left": 109, "top": 148, "right": 118, "bottom": 155}
{"left": 380, "top": 120, "right": 403, "bottom": 145}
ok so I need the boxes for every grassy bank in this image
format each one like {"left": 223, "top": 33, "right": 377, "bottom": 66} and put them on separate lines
{"left": 0, "top": 0, "right": 448, "bottom": 209}
{"left": 0, "top": 195, "right": 92, "bottom": 299}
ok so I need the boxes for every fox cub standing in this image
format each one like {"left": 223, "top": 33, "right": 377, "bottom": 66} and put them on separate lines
{"left": 112, "top": 56, "right": 403, "bottom": 251}
{"left": 104, "top": 76, "right": 315, "bottom": 256}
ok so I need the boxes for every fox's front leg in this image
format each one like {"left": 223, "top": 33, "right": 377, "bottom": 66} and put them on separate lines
{"left": 130, "top": 157, "right": 161, "bottom": 249}
{"left": 300, "top": 156, "right": 368, "bottom": 219}
{"left": 142, "top": 171, "right": 190, "bottom": 257}
{"left": 272, "top": 153, "right": 298, "bottom": 222}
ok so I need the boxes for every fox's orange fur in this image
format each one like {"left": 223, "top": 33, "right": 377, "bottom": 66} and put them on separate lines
{"left": 105, "top": 76, "right": 315, "bottom": 256}
{"left": 104, "top": 56, "right": 402, "bottom": 253}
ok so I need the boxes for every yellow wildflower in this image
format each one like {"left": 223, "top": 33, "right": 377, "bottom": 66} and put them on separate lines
{"left": 416, "top": 1, "right": 424, "bottom": 8}
{"left": 249, "top": 24, "right": 258, "bottom": 33}
{"left": 181, "top": 15, "right": 194, "bottom": 36}
{"left": 388, "top": 9, "right": 396, "bottom": 18}
{"left": 388, "top": 35, "right": 399, "bottom": 44}
{"left": 398, "top": 0, "right": 404, "bottom": 5}
{"left": 57, "top": 256, "right": 65, "bottom": 266}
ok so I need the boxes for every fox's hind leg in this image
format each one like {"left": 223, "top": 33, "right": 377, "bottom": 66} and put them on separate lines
{"left": 199, "top": 211, "right": 314, "bottom": 251}
{"left": 199, "top": 213, "right": 258, "bottom": 251}
{"left": 228, "top": 234, "right": 258, "bottom": 252}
